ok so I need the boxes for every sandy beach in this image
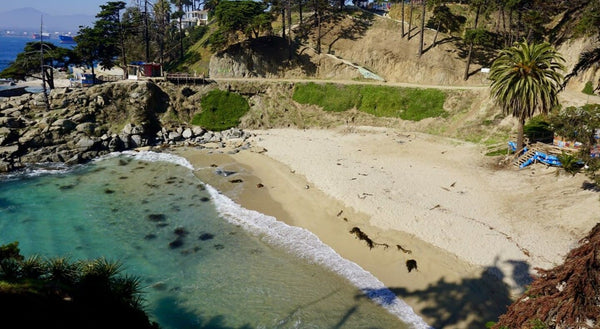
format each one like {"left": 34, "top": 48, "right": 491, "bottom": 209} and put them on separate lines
{"left": 175, "top": 127, "right": 600, "bottom": 328}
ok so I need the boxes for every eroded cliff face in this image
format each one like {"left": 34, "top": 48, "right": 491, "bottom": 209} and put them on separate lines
{"left": 208, "top": 37, "right": 363, "bottom": 80}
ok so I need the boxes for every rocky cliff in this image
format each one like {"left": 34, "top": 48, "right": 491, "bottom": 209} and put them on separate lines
{"left": 0, "top": 81, "right": 253, "bottom": 172}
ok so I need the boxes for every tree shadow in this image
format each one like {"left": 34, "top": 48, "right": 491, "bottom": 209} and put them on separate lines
{"left": 152, "top": 296, "right": 253, "bottom": 329}
{"left": 214, "top": 36, "right": 317, "bottom": 77}
{"left": 356, "top": 259, "right": 529, "bottom": 328}
{"left": 326, "top": 10, "right": 375, "bottom": 54}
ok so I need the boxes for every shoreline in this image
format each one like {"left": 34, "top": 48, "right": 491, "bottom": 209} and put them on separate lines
{"left": 171, "top": 130, "right": 512, "bottom": 328}
{"left": 173, "top": 126, "right": 600, "bottom": 328}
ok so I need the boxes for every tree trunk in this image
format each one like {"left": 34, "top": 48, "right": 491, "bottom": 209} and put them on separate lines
{"left": 178, "top": 17, "right": 184, "bottom": 61}
{"left": 408, "top": 0, "right": 413, "bottom": 39}
{"left": 281, "top": 6, "right": 286, "bottom": 39}
{"left": 401, "top": 0, "right": 405, "bottom": 38}
{"left": 463, "top": 41, "right": 474, "bottom": 80}
{"left": 316, "top": 6, "right": 321, "bottom": 54}
{"left": 418, "top": 0, "right": 425, "bottom": 57}
{"left": 287, "top": 0, "right": 292, "bottom": 59}
{"left": 299, "top": 0, "right": 303, "bottom": 24}
{"left": 463, "top": 2, "right": 482, "bottom": 81}
{"left": 517, "top": 117, "right": 525, "bottom": 153}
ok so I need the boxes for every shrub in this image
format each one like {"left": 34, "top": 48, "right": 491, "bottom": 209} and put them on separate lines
{"left": 292, "top": 83, "right": 360, "bottom": 112}
{"left": 524, "top": 116, "right": 553, "bottom": 143}
{"left": 191, "top": 89, "right": 249, "bottom": 131}
{"left": 582, "top": 81, "right": 595, "bottom": 95}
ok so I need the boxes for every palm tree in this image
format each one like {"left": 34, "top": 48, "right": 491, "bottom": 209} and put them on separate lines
{"left": 489, "top": 40, "right": 565, "bottom": 152}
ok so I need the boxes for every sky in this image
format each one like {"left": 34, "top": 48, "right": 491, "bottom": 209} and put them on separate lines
{"left": 0, "top": 0, "right": 113, "bottom": 16}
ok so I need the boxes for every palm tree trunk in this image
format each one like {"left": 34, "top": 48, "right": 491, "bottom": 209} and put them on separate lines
{"left": 517, "top": 117, "right": 525, "bottom": 153}
{"left": 418, "top": 0, "right": 425, "bottom": 57}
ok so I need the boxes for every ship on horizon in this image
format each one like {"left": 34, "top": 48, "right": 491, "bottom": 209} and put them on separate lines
{"left": 32, "top": 32, "right": 50, "bottom": 39}
{"left": 59, "top": 34, "right": 76, "bottom": 44}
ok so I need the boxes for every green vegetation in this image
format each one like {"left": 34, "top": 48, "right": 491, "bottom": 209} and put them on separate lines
{"left": 582, "top": 81, "right": 596, "bottom": 95}
{"left": 523, "top": 116, "right": 554, "bottom": 143}
{"left": 292, "top": 83, "right": 446, "bottom": 121}
{"left": 292, "top": 82, "right": 360, "bottom": 112}
{"left": 550, "top": 104, "right": 600, "bottom": 185}
{"left": 191, "top": 89, "right": 250, "bottom": 131}
{"left": 489, "top": 40, "right": 565, "bottom": 152}
{"left": 0, "top": 242, "right": 157, "bottom": 329}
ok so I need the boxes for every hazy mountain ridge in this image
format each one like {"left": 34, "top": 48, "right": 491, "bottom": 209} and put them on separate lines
{"left": 0, "top": 7, "right": 94, "bottom": 33}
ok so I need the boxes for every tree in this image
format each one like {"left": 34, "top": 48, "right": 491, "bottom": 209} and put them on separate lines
{"left": 74, "top": 26, "right": 103, "bottom": 81}
{"left": 407, "top": 0, "right": 413, "bottom": 39}
{"left": 463, "top": 0, "right": 486, "bottom": 81}
{"left": 550, "top": 104, "right": 600, "bottom": 185}
{"left": 489, "top": 40, "right": 565, "bottom": 152}
{"left": 427, "top": 4, "right": 464, "bottom": 47}
{"left": 418, "top": 0, "right": 426, "bottom": 57}
{"left": 401, "top": 0, "right": 405, "bottom": 38}
{"left": 95, "top": 1, "right": 128, "bottom": 78}
{"left": 213, "top": 0, "right": 273, "bottom": 41}
{"left": 153, "top": 0, "right": 172, "bottom": 64}
{"left": 0, "top": 41, "right": 77, "bottom": 90}
{"left": 170, "top": 0, "right": 192, "bottom": 61}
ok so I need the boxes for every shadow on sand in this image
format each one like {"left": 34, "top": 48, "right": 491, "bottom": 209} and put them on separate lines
{"left": 357, "top": 259, "right": 532, "bottom": 328}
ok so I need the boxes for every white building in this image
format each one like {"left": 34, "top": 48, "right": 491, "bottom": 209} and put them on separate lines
{"left": 179, "top": 10, "right": 208, "bottom": 28}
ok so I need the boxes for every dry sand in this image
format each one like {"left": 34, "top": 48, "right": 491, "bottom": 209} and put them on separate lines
{"left": 174, "top": 126, "right": 600, "bottom": 328}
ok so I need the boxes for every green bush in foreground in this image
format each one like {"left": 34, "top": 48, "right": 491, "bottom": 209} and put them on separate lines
{"left": 292, "top": 83, "right": 446, "bottom": 121}
{"left": 192, "top": 89, "right": 249, "bottom": 131}
{"left": 0, "top": 241, "right": 158, "bottom": 329}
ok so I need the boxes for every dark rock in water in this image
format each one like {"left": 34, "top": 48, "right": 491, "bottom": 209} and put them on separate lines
{"left": 59, "top": 184, "right": 75, "bottom": 190}
{"left": 406, "top": 259, "right": 418, "bottom": 273}
{"left": 119, "top": 176, "right": 128, "bottom": 180}
{"left": 148, "top": 214, "right": 166, "bottom": 222}
{"left": 174, "top": 227, "right": 189, "bottom": 237}
{"left": 111, "top": 208, "right": 119, "bottom": 213}
{"left": 144, "top": 233, "right": 157, "bottom": 240}
{"left": 213, "top": 244, "right": 224, "bottom": 250}
{"left": 200, "top": 197, "right": 210, "bottom": 202}
{"left": 199, "top": 233, "right": 214, "bottom": 241}
{"left": 104, "top": 188, "right": 115, "bottom": 194}
{"left": 156, "top": 223, "right": 169, "bottom": 228}
{"left": 169, "top": 237, "right": 184, "bottom": 249}
{"left": 141, "top": 199, "right": 149, "bottom": 204}
{"left": 229, "top": 179, "right": 243, "bottom": 183}
{"left": 118, "top": 159, "right": 130, "bottom": 166}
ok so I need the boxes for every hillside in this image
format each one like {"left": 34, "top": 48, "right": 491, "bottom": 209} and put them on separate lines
{"left": 199, "top": 6, "right": 599, "bottom": 92}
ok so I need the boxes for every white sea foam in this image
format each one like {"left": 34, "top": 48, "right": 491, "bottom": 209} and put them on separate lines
{"left": 0, "top": 162, "right": 71, "bottom": 180}
{"left": 117, "top": 150, "right": 194, "bottom": 170}
{"left": 206, "top": 184, "right": 434, "bottom": 329}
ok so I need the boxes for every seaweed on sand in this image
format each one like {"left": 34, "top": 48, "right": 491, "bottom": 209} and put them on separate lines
{"left": 349, "top": 227, "right": 374, "bottom": 249}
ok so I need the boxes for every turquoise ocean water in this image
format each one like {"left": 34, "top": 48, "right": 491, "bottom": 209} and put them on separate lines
{"left": 0, "top": 151, "right": 428, "bottom": 329}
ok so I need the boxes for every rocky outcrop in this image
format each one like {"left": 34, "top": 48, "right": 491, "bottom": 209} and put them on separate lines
{"left": 0, "top": 81, "right": 252, "bottom": 173}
